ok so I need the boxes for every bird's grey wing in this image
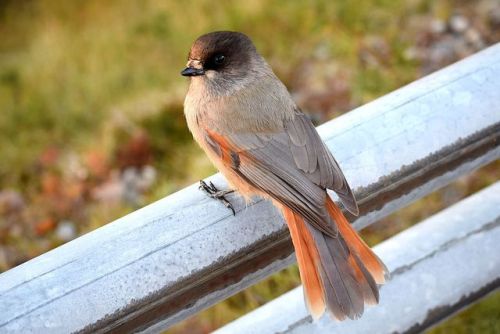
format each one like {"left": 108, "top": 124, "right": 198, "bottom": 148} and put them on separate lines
{"left": 204, "top": 127, "right": 338, "bottom": 237}
{"left": 284, "top": 112, "right": 359, "bottom": 215}
{"left": 202, "top": 110, "right": 358, "bottom": 235}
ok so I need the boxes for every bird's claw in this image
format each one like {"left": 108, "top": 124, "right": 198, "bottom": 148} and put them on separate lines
{"left": 199, "top": 180, "right": 236, "bottom": 215}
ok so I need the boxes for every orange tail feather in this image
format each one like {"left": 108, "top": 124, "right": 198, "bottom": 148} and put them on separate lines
{"left": 281, "top": 197, "right": 388, "bottom": 320}
{"left": 283, "top": 208, "right": 325, "bottom": 319}
{"left": 325, "top": 198, "right": 388, "bottom": 284}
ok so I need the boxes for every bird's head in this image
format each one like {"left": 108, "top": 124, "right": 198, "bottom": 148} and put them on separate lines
{"left": 182, "top": 31, "right": 269, "bottom": 95}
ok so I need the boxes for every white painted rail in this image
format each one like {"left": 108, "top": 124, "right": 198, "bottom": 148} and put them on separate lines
{"left": 0, "top": 44, "right": 499, "bottom": 333}
{"left": 216, "top": 182, "right": 500, "bottom": 334}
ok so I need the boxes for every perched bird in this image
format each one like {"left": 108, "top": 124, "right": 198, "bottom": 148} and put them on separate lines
{"left": 182, "top": 31, "right": 388, "bottom": 320}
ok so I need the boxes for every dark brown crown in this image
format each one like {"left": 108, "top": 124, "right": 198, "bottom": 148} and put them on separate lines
{"left": 188, "top": 31, "right": 257, "bottom": 72}
{"left": 189, "top": 31, "right": 254, "bottom": 59}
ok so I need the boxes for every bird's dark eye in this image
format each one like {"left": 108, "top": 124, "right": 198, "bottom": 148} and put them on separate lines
{"left": 214, "top": 54, "right": 225, "bottom": 65}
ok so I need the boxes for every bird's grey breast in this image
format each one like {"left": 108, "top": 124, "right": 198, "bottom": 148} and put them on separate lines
{"left": 186, "top": 75, "right": 297, "bottom": 135}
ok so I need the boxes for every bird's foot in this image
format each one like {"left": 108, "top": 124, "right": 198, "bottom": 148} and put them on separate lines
{"left": 199, "top": 180, "right": 236, "bottom": 215}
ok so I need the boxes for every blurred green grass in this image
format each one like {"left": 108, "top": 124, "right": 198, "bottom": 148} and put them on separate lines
{"left": 0, "top": 0, "right": 431, "bottom": 188}
{"left": 0, "top": 0, "right": 498, "bottom": 333}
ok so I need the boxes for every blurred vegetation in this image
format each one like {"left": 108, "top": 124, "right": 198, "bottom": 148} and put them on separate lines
{"left": 0, "top": 0, "right": 498, "bottom": 333}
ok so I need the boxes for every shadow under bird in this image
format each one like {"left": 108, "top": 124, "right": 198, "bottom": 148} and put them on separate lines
{"left": 181, "top": 31, "right": 389, "bottom": 320}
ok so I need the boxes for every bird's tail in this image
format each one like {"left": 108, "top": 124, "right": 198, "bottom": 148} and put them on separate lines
{"left": 283, "top": 197, "right": 388, "bottom": 320}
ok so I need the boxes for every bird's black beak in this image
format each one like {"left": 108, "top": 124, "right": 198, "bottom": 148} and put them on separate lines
{"left": 181, "top": 67, "right": 205, "bottom": 77}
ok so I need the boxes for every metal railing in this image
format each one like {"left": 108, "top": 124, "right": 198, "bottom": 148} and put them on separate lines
{"left": 0, "top": 43, "right": 499, "bottom": 334}
{"left": 216, "top": 182, "right": 500, "bottom": 334}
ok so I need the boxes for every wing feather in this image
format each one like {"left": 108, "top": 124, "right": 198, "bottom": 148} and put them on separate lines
{"left": 285, "top": 113, "right": 358, "bottom": 215}
{"left": 202, "top": 110, "right": 359, "bottom": 235}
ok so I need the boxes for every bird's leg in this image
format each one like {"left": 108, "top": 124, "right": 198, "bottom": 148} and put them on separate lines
{"left": 199, "top": 180, "right": 236, "bottom": 215}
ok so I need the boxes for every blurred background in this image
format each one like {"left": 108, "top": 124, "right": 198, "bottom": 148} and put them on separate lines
{"left": 0, "top": 0, "right": 499, "bottom": 333}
